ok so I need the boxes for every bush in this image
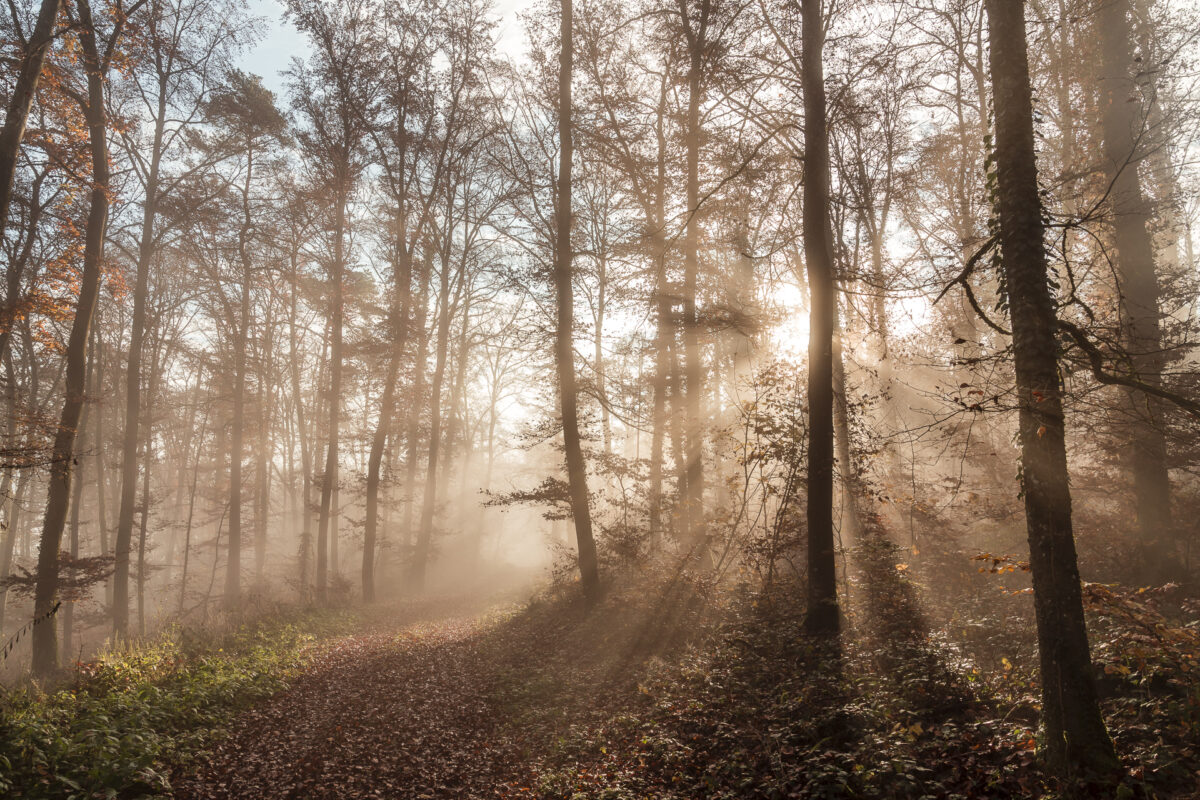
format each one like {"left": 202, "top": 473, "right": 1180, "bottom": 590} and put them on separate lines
{"left": 0, "top": 613, "right": 340, "bottom": 799}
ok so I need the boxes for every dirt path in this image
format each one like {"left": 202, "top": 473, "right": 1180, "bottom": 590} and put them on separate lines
{"left": 172, "top": 614, "right": 526, "bottom": 799}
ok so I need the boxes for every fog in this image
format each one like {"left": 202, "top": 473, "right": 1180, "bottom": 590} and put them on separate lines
{"left": 0, "top": 3, "right": 1198, "bottom": 785}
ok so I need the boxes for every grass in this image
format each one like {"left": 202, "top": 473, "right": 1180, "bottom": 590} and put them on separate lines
{"left": 0, "top": 608, "right": 357, "bottom": 800}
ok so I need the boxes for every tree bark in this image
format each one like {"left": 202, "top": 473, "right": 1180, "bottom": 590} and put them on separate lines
{"left": 363, "top": 235, "right": 412, "bottom": 602}
{"left": 678, "top": 0, "right": 710, "bottom": 556}
{"left": 316, "top": 189, "right": 347, "bottom": 604}
{"left": 287, "top": 249, "right": 313, "bottom": 596}
{"left": 648, "top": 75, "right": 670, "bottom": 545}
{"left": 31, "top": 0, "right": 109, "bottom": 675}
{"left": 402, "top": 250, "right": 432, "bottom": 571}
{"left": 802, "top": 0, "right": 839, "bottom": 637}
{"left": 1098, "top": 0, "right": 1172, "bottom": 576}
{"left": 556, "top": 0, "right": 599, "bottom": 600}
{"left": 113, "top": 78, "right": 167, "bottom": 640}
{"left": 983, "top": 0, "right": 1119, "bottom": 779}
{"left": 413, "top": 225, "right": 456, "bottom": 592}
{"left": 832, "top": 300, "right": 861, "bottom": 544}
{"left": 226, "top": 219, "right": 252, "bottom": 610}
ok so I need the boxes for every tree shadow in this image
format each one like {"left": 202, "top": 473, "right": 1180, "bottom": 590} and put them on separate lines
{"left": 850, "top": 515, "right": 977, "bottom": 721}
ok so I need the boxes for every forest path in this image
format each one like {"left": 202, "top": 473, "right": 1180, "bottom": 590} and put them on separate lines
{"left": 171, "top": 603, "right": 530, "bottom": 800}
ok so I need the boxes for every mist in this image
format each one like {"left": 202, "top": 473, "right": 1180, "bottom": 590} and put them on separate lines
{"left": 1, "top": 0, "right": 1199, "bottom": 796}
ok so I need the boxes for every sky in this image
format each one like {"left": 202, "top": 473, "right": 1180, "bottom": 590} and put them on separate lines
{"left": 239, "top": 0, "right": 532, "bottom": 97}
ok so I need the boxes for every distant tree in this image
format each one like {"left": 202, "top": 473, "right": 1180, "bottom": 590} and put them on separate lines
{"left": 201, "top": 71, "right": 286, "bottom": 609}
{"left": 287, "top": 0, "right": 377, "bottom": 603}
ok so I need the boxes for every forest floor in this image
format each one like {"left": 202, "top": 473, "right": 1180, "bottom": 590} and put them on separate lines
{"left": 5, "top": 542, "right": 1196, "bottom": 799}
{"left": 167, "top": 546, "right": 1200, "bottom": 800}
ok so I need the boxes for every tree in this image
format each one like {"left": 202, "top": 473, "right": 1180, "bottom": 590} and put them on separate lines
{"left": 112, "top": 0, "right": 249, "bottom": 638}
{"left": 801, "top": 0, "right": 838, "bottom": 637}
{"left": 982, "top": 0, "right": 1118, "bottom": 780}
{"left": 31, "top": 0, "right": 133, "bottom": 675}
{"left": 188, "top": 72, "right": 286, "bottom": 611}
{"left": 555, "top": 0, "right": 600, "bottom": 600}
{"left": 0, "top": 0, "right": 67, "bottom": 366}
{"left": 1097, "top": 0, "right": 1172, "bottom": 576}
{"left": 287, "top": 0, "right": 376, "bottom": 603}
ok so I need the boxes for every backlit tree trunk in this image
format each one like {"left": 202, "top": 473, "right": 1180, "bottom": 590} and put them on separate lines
{"left": 556, "top": 0, "right": 599, "bottom": 600}
{"left": 802, "top": 0, "right": 839, "bottom": 637}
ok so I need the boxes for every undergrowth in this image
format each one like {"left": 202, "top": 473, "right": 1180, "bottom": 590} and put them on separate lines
{"left": 0, "top": 608, "right": 357, "bottom": 799}
{"left": 491, "top": 560, "right": 1200, "bottom": 799}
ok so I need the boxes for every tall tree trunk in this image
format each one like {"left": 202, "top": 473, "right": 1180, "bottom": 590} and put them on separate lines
{"left": 0, "top": 470, "right": 31, "bottom": 636}
{"left": 178, "top": 379, "right": 209, "bottom": 615}
{"left": 802, "top": 0, "right": 839, "bottom": 637}
{"left": 1098, "top": 0, "right": 1172, "bottom": 576}
{"left": 62, "top": 334, "right": 95, "bottom": 662}
{"left": 31, "top": 0, "right": 109, "bottom": 674}
{"left": 317, "top": 190, "right": 348, "bottom": 604}
{"left": 226, "top": 265, "right": 251, "bottom": 609}
{"left": 136, "top": 386, "right": 152, "bottom": 638}
{"left": 679, "top": 0, "right": 710, "bottom": 555}
{"left": 594, "top": 251, "right": 610, "bottom": 454}
{"left": 287, "top": 252, "right": 312, "bottom": 596}
{"left": 113, "top": 87, "right": 167, "bottom": 641}
{"left": 413, "top": 244, "right": 455, "bottom": 591}
{"left": 984, "top": 0, "right": 1119, "bottom": 779}
{"left": 403, "top": 251, "right": 432, "bottom": 569}
{"left": 254, "top": 308, "right": 273, "bottom": 584}
{"left": 0, "top": 170, "right": 47, "bottom": 368}
{"left": 556, "top": 0, "right": 599, "bottom": 600}
{"left": 0, "top": 349, "right": 20, "bottom": 636}
{"left": 366, "top": 239, "right": 414, "bottom": 587}
{"left": 648, "top": 75, "right": 670, "bottom": 545}
{"left": 832, "top": 300, "right": 861, "bottom": 544}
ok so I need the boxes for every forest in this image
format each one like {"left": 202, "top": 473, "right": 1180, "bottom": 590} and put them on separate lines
{"left": 0, "top": 0, "right": 1198, "bottom": 796}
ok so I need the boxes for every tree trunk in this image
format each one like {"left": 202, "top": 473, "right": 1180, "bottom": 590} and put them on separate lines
{"left": 983, "top": 0, "right": 1119, "bottom": 779}
{"left": 317, "top": 190, "right": 348, "bottom": 604}
{"left": 556, "top": 0, "right": 599, "bottom": 600}
{"left": 679, "top": 0, "right": 710, "bottom": 556}
{"left": 63, "top": 334, "right": 96, "bottom": 662}
{"left": 136, "top": 392, "right": 152, "bottom": 638}
{"left": 287, "top": 251, "right": 312, "bottom": 597}
{"left": 94, "top": 332, "right": 112, "bottom": 608}
{"left": 364, "top": 233, "right": 414, "bottom": 600}
{"left": 0, "top": 349, "right": 20, "bottom": 636}
{"left": 254, "top": 307, "right": 273, "bottom": 585}
{"left": 31, "top": 0, "right": 109, "bottom": 675}
{"left": 802, "top": 0, "right": 839, "bottom": 637}
{"left": 832, "top": 300, "right": 861, "bottom": 544}
{"left": 113, "top": 87, "right": 167, "bottom": 641}
{"left": 1098, "top": 0, "right": 1172, "bottom": 576}
{"left": 413, "top": 238, "right": 455, "bottom": 591}
{"left": 648, "top": 76, "right": 670, "bottom": 545}
{"left": 0, "top": 170, "right": 47, "bottom": 367}
{"left": 226, "top": 263, "right": 251, "bottom": 609}
{"left": 402, "top": 250, "right": 432, "bottom": 572}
